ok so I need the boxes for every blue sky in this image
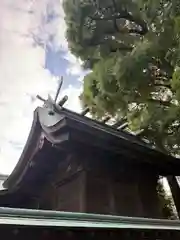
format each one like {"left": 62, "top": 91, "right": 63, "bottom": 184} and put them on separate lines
{"left": 0, "top": 0, "right": 84, "bottom": 174}
{"left": 45, "top": 46, "right": 83, "bottom": 89}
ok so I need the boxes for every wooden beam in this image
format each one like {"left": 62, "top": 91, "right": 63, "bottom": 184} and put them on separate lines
{"left": 167, "top": 176, "right": 180, "bottom": 218}
{"left": 101, "top": 116, "right": 111, "bottom": 123}
{"left": 117, "top": 122, "right": 128, "bottom": 130}
{"left": 36, "top": 95, "right": 46, "bottom": 103}
{"left": 112, "top": 118, "right": 127, "bottom": 128}
{"left": 81, "top": 107, "right": 90, "bottom": 116}
{"left": 57, "top": 95, "right": 68, "bottom": 106}
{"left": 54, "top": 76, "right": 63, "bottom": 103}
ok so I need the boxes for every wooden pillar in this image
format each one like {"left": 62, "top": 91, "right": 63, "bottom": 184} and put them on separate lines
{"left": 113, "top": 176, "right": 143, "bottom": 217}
{"left": 86, "top": 172, "right": 112, "bottom": 214}
{"left": 79, "top": 171, "right": 86, "bottom": 212}
{"left": 108, "top": 178, "right": 116, "bottom": 214}
{"left": 167, "top": 176, "right": 180, "bottom": 218}
{"left": 138, "top": 171, "right": 162, "bottom": 218}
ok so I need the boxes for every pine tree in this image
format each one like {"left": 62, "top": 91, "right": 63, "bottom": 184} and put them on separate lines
{"left": 63, "top": 0, "right": 180, "bottom": 156}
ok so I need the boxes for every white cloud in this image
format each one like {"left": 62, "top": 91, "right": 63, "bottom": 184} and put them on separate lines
{"left": 63, "top": 51, "right": 83, "bottom": 76}
{"left": 0, "top": 0, "right": 82, "bottom": 174}
{"left": 62, "top": 85, "right": 82, "bottom": 113}
{"left": 63, "top": 51, "right": 91, "bottom": 85}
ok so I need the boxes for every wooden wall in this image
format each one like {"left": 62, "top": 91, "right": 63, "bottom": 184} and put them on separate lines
{"left": 37, "top": 154, "right": 86, "bottom": 212}
{"left": 36, "top": 151, "right": 163, "bottom": 218}
{"left": 85, "top": 157, "right": 162, "bottom": 218}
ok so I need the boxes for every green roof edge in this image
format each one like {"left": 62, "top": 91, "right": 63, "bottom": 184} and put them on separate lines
{"left": 0, "top": 207, "right": 180, "bottom": 230}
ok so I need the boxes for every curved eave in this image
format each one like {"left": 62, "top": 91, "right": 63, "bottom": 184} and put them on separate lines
{"left": 0, "top": 174, "right": 8, "bottom": 181}
{"left": 3, "top": 107, "right": 69, "bottom": 190}
{"left": 3, "top": 108, "right": 42, "bottom": 189}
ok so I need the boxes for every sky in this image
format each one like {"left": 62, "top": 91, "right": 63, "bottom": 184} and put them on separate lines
{"left": 0, "top": 0, "right": 85, "bottom": 174}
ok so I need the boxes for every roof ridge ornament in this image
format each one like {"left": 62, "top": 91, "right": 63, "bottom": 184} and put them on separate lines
{"left": 54, "top": 76, "right": 63, "bottom": 103}
{"left": 36, "top": 76, "right": 68, "bottom": 115}
{"left": 36, "top": 77, "right": 130, "bottom": 132}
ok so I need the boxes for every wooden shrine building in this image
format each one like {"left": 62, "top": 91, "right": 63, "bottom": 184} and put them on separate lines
{"left": 0, "top": 99, "right": 180, "bottom": 219}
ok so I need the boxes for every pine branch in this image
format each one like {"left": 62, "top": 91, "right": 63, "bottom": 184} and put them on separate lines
{"left": 83, "top": 38, "right": 133, "bottom": 51}
{"left": 148, "top": 98, "right": 172, "bottom": 107}
{"left": 111, "top": 0, "right": 148, "bottom": 34}
{"left": 91, "top": 11, "right": 148, "bottom": 35}
{"left": 154, "top": 83, "right": 172, "bottom": 91}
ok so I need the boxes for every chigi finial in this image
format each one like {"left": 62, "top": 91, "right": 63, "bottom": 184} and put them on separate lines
{"left": 54, "top": 76, "right": 64, "bottom": 103}
{"left": 36, "top": 76, "right": 68, "bottom": 113}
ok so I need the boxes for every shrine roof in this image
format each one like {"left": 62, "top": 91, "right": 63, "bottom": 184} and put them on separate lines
{"left": 3, "top": 103, "right": 180, "bottom": 190}
{"left": 0, "top": 174, "right": 8, "bottom": 181}
{"left": 0, "top": 207, "right": 180, "bottom": 230}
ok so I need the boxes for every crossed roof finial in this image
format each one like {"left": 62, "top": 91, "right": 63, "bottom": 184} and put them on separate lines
{"left": 36, "top": 76, "right": 68, "bottom": 110}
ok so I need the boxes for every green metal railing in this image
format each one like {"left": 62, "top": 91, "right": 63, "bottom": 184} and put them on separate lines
{"left": 0, "top": 207, "right": 179, "bottom": 230}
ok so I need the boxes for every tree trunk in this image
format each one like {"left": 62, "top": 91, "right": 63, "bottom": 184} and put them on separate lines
{"left": 167, "top": 176, "right": 180, "bottom": 218}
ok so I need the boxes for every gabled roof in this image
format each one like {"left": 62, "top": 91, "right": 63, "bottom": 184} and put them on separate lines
{"left": 3, "top": 105, "right": 180, "bottom": 191}
{"left": 0, "top": 175, "right": 8, "bottom": 191}
{"left": 0, "top": 174, "right": 8, "bottom": 181}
